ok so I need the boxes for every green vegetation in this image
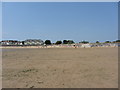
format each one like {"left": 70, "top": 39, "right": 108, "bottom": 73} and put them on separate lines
{"left": 55, "top": 41, "right": 62, "bottom": 44}
{"left": 105, "top": 41, "right": 111, "bottom": 43}
{"left": 63, "top": 40, "right": 74, "bottom": 44}
{"left": 96, "top": 41, "right": 99, "bottom": 43}
{"left": 115, "top": 40, "right": 120, "bottom": 42}
{"left": 22, "top": 69, "right": 38, "bottom": 73}
{"left": 45, "top": 40, "right": 51, "bottom": 45}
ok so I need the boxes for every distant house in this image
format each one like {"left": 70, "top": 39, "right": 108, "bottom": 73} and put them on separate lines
{"left": 81, "top": 44, "right": 91, "bottom": 48}
{"left": 0, "top": 40, "right": 23, "bottom": 46}
{"left": 0, "top": 39, "right": 44, "bottom": 46}
{"left": 24, "top": 39, "right": 44, "bottom": 46}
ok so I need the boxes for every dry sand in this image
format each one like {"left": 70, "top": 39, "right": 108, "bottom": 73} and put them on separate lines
{"left": 2, "top": 47, "right": 118, "bottom": 88}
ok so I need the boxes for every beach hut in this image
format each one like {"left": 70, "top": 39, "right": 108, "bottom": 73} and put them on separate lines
{"left": 81, "top": 44, "right": 91, "bottom": 48}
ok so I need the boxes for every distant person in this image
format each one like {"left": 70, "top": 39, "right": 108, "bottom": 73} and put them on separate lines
{"left": 73, "top": 45, "right": 77, "bottom": 48}
{"left": 44, "top": 44, "right": 47, "bottom": 48}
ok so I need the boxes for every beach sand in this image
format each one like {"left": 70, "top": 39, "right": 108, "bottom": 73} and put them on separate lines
{"left": 2, "top": 47, "right": 118, "bottom": 88}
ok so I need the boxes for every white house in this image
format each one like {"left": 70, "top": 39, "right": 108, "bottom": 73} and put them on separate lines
{"left": 81, "top": 44, "right": 91, "bottom": 48}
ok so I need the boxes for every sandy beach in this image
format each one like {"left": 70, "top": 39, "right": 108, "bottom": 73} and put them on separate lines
{"left": 2, "top": 47, "right": 118, "bottom": 88}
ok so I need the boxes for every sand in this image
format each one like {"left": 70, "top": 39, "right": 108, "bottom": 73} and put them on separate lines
{"left": 2, "top": 47, "right": 118, "bottom": 88}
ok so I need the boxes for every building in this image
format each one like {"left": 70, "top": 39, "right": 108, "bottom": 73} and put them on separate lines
{"left": 81, "top": 44, "right": 92, "bottom": 48}
{"left": 0, "top": 40, "right": 23, "bottom": 46}
{"left": 24, "top": 39, "right": 44, "bottom": 46}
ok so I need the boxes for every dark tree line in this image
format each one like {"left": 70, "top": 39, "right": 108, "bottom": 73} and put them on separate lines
{"left": 55, "top": 41, "right": 62, "bottom": 44}
{"left": 63, "top": 40, "right": 74, "bottom": 44}
{"left": 44, "top": 40, "right": 75, "bottom": 45}
{"left": 44, "top": 39, "right": 120, "bottom": 45}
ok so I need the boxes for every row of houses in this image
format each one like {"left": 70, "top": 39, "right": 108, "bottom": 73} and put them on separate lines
{"left": 0, "top": 39, "right": 44, "bottom": 46}
{"left": 0, "top": 39, "right": 119, "bottom": 47}
{"left": 75, "top": 43, "right": 119, "bottom": 48}
{"left": 54, "top": 43, "right": 118, "bottom": 48}
{"left": 39, "top": 43, "right": 119, "bottom": 48}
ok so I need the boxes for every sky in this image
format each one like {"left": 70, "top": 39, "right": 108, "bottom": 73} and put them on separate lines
{"left": 2, "top": 2, "right": 118, "bottom": 43}
{"left": 0, "top": 2, "right": 2, "bottom": 40}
